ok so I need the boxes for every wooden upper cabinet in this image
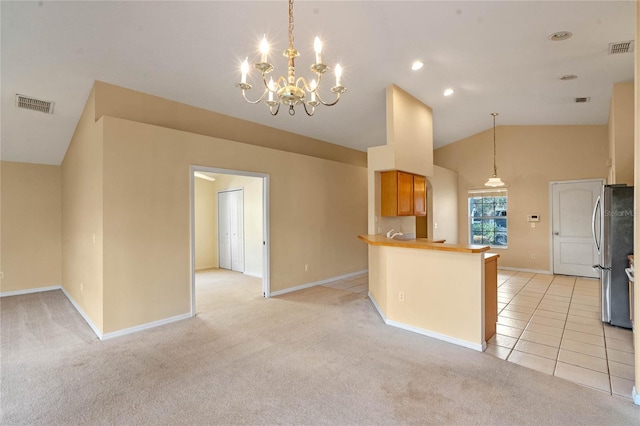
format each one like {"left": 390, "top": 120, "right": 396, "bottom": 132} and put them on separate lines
{"left": 413, "top": 175, "right": 427, "bottom": 217}
{"left": 381, "top": 170, "right": 427, "bottom": 217}
{"left": 396, "top": 171, "right": 414, "bottom": 216}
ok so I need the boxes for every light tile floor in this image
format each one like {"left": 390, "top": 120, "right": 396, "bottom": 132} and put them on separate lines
{"left": 322, "top": 273, "right": 369, "bottom": 295}
{"left": 486, "top": 270, "right": 635, "bottom": 399}
{"left": 324, "top": 271, "right": 635, "bottom": 399}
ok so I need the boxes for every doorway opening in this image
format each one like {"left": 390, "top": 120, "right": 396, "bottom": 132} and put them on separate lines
{"left": 190, "top": 166, "right": 270, "bottom": 317}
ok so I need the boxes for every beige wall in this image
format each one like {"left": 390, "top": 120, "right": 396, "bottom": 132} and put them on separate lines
{"left": 431, "top": 165, "right": 459, "bottom": 244}
{"left": 50, "top": 82, "right": 368, "bottom": 335}
{"left": 609, "top": 82, "right": 635, "bottom": 185}
{"left": 93, "top": 81, "right": 366, "bottom": 168}
{"left": 434, "top": 125, "right": 608, "bottom": 271}
{"left": 633, "top": 0, "right": 639, "bottom": 403}
{"left": 100, "top": 114, "right": 367, "bottom": 333}
{"left": 194, "top": 178, "right": 217, "bottom": 270}
{"left": 61, "top": 88, "right": 104, "bottom": 332}
{"left": 0, "top": 161, "right": 61, "bottom": 293}
{"left": 385, "top": 85, "right": 434, "bottom": 177}
{"left": 369, "top": 245, "right": 485, "bottom": 348}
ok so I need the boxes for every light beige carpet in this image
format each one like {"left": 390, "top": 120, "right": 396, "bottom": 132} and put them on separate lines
{"left": 1, "top": 269, "right": 638, "bottom": 425}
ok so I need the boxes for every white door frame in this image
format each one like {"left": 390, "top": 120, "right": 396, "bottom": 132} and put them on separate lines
{"left": 548, "top": 178, "right": 605, "bottom": 275}
{"left": 190, "top": 165, "right": 271, "bottom": 318}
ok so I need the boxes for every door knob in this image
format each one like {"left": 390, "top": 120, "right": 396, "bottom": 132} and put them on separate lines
{"left": 554, "top": 232, "right": 559, "bottom": 236}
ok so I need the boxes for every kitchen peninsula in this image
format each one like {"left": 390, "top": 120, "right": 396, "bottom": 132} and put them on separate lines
{"left": 359, "top": 234, "right": 498, "bottom": 351}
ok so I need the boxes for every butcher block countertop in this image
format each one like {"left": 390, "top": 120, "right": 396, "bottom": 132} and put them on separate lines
{"left": 358, "top": 234, "right": 490, "bottom": 253}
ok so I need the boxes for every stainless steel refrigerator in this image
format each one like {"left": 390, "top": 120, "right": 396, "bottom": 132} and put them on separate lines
{"left": 592, "top": 184, "right": 634, "bottom": 329}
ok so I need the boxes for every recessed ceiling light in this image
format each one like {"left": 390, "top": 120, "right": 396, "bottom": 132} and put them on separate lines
{"left": 443, "top": 88, "right": 455, "bottom": 96}
{"left": 549, "top": 31, "right": 572, "bottom": 41}
{"left": 560, "top": 75, "right": 578, "bottom": 80}
{"left": 411, "top": 61, "right": 424, "bottom": 71}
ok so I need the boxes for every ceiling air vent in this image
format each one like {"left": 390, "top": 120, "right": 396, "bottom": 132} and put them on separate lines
{"left": 608, "top": 40, "right": 634, "bottom": 55}
{"left": 575, "top": 97, "right": 590, "bottom": 103}
{"left": 15, "top": 94, "right": 54, "bottom": 114}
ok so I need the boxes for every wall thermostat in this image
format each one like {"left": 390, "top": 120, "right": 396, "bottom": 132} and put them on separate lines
{"left": 527, "top": 214, "right": 540, "bottom": 222}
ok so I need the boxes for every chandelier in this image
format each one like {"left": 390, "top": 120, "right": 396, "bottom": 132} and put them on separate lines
{"left": 484, "top": 113, "right": 506, "bottom": 187}
{"left": 235, "top": 0, "right": 346, "bottom": 116}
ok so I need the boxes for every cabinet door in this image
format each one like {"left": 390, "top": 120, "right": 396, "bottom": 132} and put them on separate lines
{"left": 397, "top": 171, "right": 414, "bottom": 216}
{"left": 413, "top": 175, "right": 427, "bottom": 216}
{"left": 381, "top": 171, "right": 399, "bottom": 216}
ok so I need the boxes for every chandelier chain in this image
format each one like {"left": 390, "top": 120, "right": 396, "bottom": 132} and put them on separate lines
{"left": 288, "top": 0, "right": 294, "bottom": 50}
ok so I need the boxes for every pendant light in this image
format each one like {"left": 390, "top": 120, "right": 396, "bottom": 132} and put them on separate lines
{"left": 484, "top": 112, "right": 506, "bottom": 187}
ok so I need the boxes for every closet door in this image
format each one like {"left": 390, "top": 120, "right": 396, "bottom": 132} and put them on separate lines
{"left": 218, "top": 189, "right": 244, "bottom": 272}
{"left": 228, "top": 189, "right": 244, "bottom": 272}
{"left": 218, "top": 191, "right": 232, "bottom": 270}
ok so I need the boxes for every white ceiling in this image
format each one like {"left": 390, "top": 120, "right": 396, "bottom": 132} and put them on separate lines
{"left": 1, "top": 1, "right": 635, "bottom": 165}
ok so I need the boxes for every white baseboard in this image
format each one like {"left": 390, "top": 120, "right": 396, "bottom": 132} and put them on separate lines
{"left": 243, "top": 271, "right": 262, "bottom": 279}
{"left": 498, "top": 266, "right": 552, "bottom": 275}
{"left": 3, "top": 284, "right": 192, "bottom": 341}
{"left": 0, "top": 285, "right": 61, "bottom": 298}
{"left": 62, "top": 288, "right": 192, "bottom": 340}
{"left": 59, "top": 287, "right": 104, "bottom": 340}
{"left": 195, "top": 265, "right": 217, "bottom": 272}
{"left": 367, "top": 292, "right": 484, "bottom": 352}
{"left": 367, "top": 292, "right": 387, "bottom": 322}
{"left": 633, "top": 386, "right": 640, "bottom": 406}
{"left": 101, "top": 312, "right": 192, "bottom": 340}
{"left": 269, "top": 269, "right": 368, "bottom": 297}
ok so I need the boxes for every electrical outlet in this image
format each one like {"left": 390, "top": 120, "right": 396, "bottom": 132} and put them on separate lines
{"left": 531, "top": 253, "right": 536, "bottom": 260}
{"left": 399, "top": 292, "right": 405, "bottom": 302}
{"left": 92, "top": 234, "right": 96, "bottom": 244}
{"left": 0, "top": 271, "right": 4, "bottom": 279}
{"left": 305, "top": 264, "right": 309, "bottom": 272}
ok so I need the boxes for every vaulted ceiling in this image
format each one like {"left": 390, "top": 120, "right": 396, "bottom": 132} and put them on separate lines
{"left": 1, "top": 1, "right": 635, "bottom": 165}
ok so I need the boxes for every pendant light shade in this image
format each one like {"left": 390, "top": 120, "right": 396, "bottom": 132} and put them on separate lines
{"left": 484, "top": 176, "right": 506, "bottom": 187}
{"left": 485, "top": 112, "right": 506, "bottom": 187}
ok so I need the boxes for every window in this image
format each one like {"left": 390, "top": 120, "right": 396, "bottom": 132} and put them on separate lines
{"left": 469, "top": 190, "right": 507, "bottom": 248}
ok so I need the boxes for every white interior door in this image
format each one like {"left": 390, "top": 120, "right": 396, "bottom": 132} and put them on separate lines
{"left": 218, "top": 191, "right": 232, "bottom": 270}
{"left": 228, "top": 189, "right": 244, "bottom": 272}
{"left": 551, "top": 180, "right": 602, "bottom": 277}
{"left": 218, "top": 189, "right": 244, "bottom": 272}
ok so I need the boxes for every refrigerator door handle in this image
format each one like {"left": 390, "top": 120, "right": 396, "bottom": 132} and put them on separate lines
{"left": 592, "top": 264, "right": 611, "bottom": 271}
{"left": 592, "top": 195, "right": 601, "bottom": 253}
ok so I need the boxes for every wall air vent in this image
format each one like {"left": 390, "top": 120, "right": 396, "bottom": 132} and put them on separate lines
{"left": 15, "top": 94, "right": 54, "bottom": 114}
{"left": 575, "top": 97, "right": 590, "bottom": 103}
{"left": 608, "top": 40, "right": 634, "bottom": 55}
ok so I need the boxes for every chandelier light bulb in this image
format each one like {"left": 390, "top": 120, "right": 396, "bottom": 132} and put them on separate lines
{"left": 268, "top": 78, "right": 275, "bottom": 101}
{"left": 335, "top": 64, "right": 342, "bottom": 86}
{"left": 260, "top": 36, "right": 269, "bottom": 63}
{"left": 314, "top": 37, "right": 322, "bottom": 64}
{"left": 310, "top": 79, "right": 317, "bottom": 102}
{"left": 241, "top": 57, "right": 249, "bottom": 84}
